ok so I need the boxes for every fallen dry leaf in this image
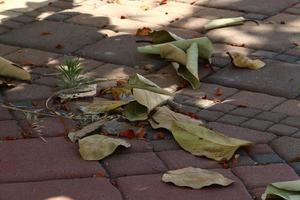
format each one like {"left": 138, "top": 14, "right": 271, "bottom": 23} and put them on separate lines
{"left": 40, "top": 32, "right": 51, "bottom": 36}
{"left": 162, "top": 167, "right": 234, "bottom": 189}
{"left": 215, "top": 87, "right": 223, "bottom": 96}
{"left": 119, "top": 129, "right": 135, "bottom": 139}
{"left": 136, "top": 27, "right": 152, "bottom": 36}
{"left": 55, "top": 44, "right": 64, "bottom": 49}
{"left": 262, "top": 180, "right": 300, "bottom": 200}
{"left": 227, "top": 52, "right": 266, "bottom": 70}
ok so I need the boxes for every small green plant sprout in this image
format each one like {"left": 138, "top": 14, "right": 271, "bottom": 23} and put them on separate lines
{"left": 58, "top": 58, "right": 90, "bottom": 89}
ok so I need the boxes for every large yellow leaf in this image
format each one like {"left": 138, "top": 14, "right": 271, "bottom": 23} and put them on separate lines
{"left": 79, "top": 134, "right": 130, "bottom": 160}
{"left": 171, "top": 121, "right": 252, "bottom": 161}
{"left": 262, "top": 180, "right": 300, "bottom": 200}
{"left": 228, "top": 52, "right": 266, "bottom": 70}
{"left": 149, "top": 106, "right": 205, "bottom": 130}
{"left": 0, "top": 57, "right": 31, "bottom": 81}
{"left": 162, "top": 167, "right": 234, "bottom": 189}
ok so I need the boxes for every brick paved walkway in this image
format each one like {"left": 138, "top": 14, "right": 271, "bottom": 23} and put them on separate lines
{"left": 0, "top": 0, "right": 300, "bottom": 199}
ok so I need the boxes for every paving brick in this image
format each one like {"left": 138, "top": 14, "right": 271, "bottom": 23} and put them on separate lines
{"left": 235, "top": 156, "right": 256, "bottom": 166}
{"left": 285, "top": 7, "right": 300, "bottom": 15}
{"left": 251, "top": 187, "right": 266, "bottom": 200}
{"left": 207, "top": 24, "right": 299, "bottom": 52}
{"left": 252, "top": 153, "right": 285, "bottom": 164}
{"left": 217, "top": 114, "right": 248, "bottom": 125}
{"left": 251, "top": 50, "right": 278, "bottom": 59}
{"left": 193, "top": 6, "right": 244, "bottom": 18}
{"left": 78, "top": 35, "right": 166, "bottom": 70}
{"left": 281, "top": 116, "right": 300, "bottom": 129}
{"left": 285, "top": 47, "right": 300, "bottom": 57}
{"left": 2, "top": 20, "right": 24, "bottom": 29}
{"left": 243, "top": 13, "right": 268, "bottom": 20}
{"left": 290, "top": 162, "right": 300, "bottom": 175}
{"left": 196, "top": 0, "right": 297, "bottom": 15}
{"left": 86, "top": 63, "right": 146, "bottom": 79}
{"left": 13, "top": 15, "right": 36, "bottom": 23}
{"left": 208, "top": 103, "right": 237, "bottom": 113}
{"left": 117, "top": 170, "right": 253, "bottom": 200}
{"left": 177, "top": 82, "right": 238, "bottom": 101}
{"left": 231, "top": 107, "right": 261, "bottom": 118}
{"left": 211, "top": 56, "right": 231, "bottom": 68}
{"left": 4, "top": 84, "right": 53, "bottom": 101}
{"left": 245, "top": 144, "right": 275, "bottom": 155}
{"left": 233, "top": 164, "right": 299, "bottom": 189}
{"left": 273, "top": 100, "right": 300, "bottom": 117}
{"left": 271, "top": 136, "right": 300, "bottom": 162}
{"left": 0, "top": 120, "right": 22, "bottom": 140}
{"left": 0, "top": 107, "right": 12, "bottom": 120}
{"left": 275, "top": 54, "right": 299, "bottom": 63}
{"left": 213, "top": 43, "right": 254, "bottom": 58}
{"left": 4, "top": 48, "right": 60, "bottom": 66}
{"left": 115, "top": 139, "right": 153, "bottom": 154}
{"left": 151, "top": 139, "right": 180, "bottom": 152}
{"left": 170, "top": 17, "right": 209, "bottom": 31}
{"left": 102, "top": 152, "right": 167, "bottom": 178}
{"left": 256, "top": 111, "right": 287, "bottom": 123}
{"left": 33, "top": 76, "right": 58, "bottom": 87}
{"left": 157, "top": 150, "right": 220, "bottom": 170}
{"left": 207, "top": 60, "right": 300, "bottom": 98}
{"left": 293, "top": 131, "right": 300, "bottom": 138}
{"left": 0, "top": 178, "right": 122, "bottom": 200}
{"left": 196, "top": 109, "right": 224, "bottom": 121}
{"left": 208, "top": 122, "right": 276, "bottom": 143}
{"left": 0, "top": 137, "right": 102, "bottom": 183}
{"left": 0, "top": 21, "right": 104, "bottom": 54}
{"left": 241, "top": 119, "right": 274, "bottom": 131}
{"left": 267, "top": 13, "right": 300, "bottom": 28}
{"left": 0, "top": 43, "right": 19, "bottom": 56}
{"left": 223, "top": 91, "right": 285, "bottom": 111}
{"left": 268, "top": 124, "right": 298, "bottom": 136}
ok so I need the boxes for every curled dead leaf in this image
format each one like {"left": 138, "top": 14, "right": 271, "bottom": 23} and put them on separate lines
{"left": 136, "top": 27, "right": 152, "bottom": 36}
{"left": 227, "top": 52, "right": 266, "bottom": 70}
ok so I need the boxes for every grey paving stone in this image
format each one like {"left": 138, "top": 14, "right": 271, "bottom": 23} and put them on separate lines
{"left": 241, "top": 119, "right": 274, "bottom": 131}
{"left": 217, "top": 114, "right": 248, "bottom": 125}
{"left": 0, "top": 21, "right": 104, "bottom": 54}
{"left": 77, "top": 34, "right": 167, "bottom": 70}
{"left": 256, "top": 111, "right": 287, "bottom": 123}
{"left": 1, "top": 20, "right": 24, "bottom": 29}
{"left": 0, "top": 43, "right": 19, "bottom": 56}
{"left": 273, "top": 100, "right": 300, "bottom": 117}
{"left": 208, "top": 103, "right": 237, "bottom": 113}
{"left": 205, "top": 60, "right": 300, "bottom": 98}
{"left": 266, "top": 13, "right": 300, "bottom": 28}
{"left": 292, "top": 131, "right": 300, "bottom": 138}
{"left": 235, "top": 156, "right": 256, "bottom": 166}
{"left": 275, "top": 54, "right": 299, "bottom": 63}
{"left": 230, "top": 107, "right": 261, "bottom": 118}
{"left": 290, "top": 162, "right": 300, "bottom": 175}
{"left": 211, "top": 56, "right": 231, "bottom": 68}
{"left": 268, "top": 124, "right": 298, "bottom": 136}
{"left": 117, "top": 171, "right": 253, "bottom": 200}
{"left": 245, "top": 144, "right": 275, "bottom": 155}
{"left": 271, "top": 136, "right": 300, "bottom": 162}
{"left": 243, "top": 13, "right": 268, "bottom": 20}
{"left": 196, "top": 0, "right": 297, "bottom": 15}
{"left": 0, "top": 120, "right": 23, "bottom": 140}
{"left": 251, "top": 50, "right": 278, "bottom": 59}
{"left": 12, "top": 15, "right": 36, "bottom": 23}
{"left": 285, "top": 7, "right": 300, "bottom": 15}
{"left": 197, "top": 109, "right": 224, "bottom": 121}
{"left": 207, "top": 24, "right": 300, "bottom": 52}
{"left": 252, "top": 153, "right": 285, "bottom": 164}
{"left": 0, "top": 178, "right": 123, "bottom": 200}
{"left": 281, "top": 116, "right": 300, "bottom": 129}
{"left": 151, "top": 139, "right": 180, "bottom": 152}
{"left": 208, "top": 122, "right": 276, "bottom": 143}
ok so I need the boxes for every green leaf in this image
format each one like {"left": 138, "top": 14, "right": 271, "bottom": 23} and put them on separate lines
{"left": 123, "top": 101, "right": 148, "bottom": 121}
{"left": 171, "top": 121, "right": 252, "bottom": 161}
{"left": 137, "top": 37, "right": 214, "bottom": 61}
{"left": 79, "top": 134, "right": 130, "bottom": 160}
{"left": 162, "top": 167, "right": 234, "bottom": 189}
{"left": 149, "top": 106, "right": 205, "bottom": 130}
{"left": 204, "top": 17, "right": 247, "bottom": 32}
{"left": 150, "top": 30, "right": 183, "bottom": 44}
{"left": 79, "top": 97, "right": 129, "bottom": 114}
{"left": 262, "top": 180, "right": 300, "bottom": 200}
{"left": 0, "top": 57, "right": 31, "bottom": 81}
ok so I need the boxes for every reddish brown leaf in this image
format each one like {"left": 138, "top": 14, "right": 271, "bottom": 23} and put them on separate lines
{"left": 119, "top": 129, "right": 135, "bottom": 139}
{"left": 22, "top": 60, "right": 34, "bottom": 66}
{"left": 135, "top": 126, "right": 145, "bottom": 139}
{"left": 120, "top": 16, "right": 126, "bottom": 19}
{"left": 215, "top": 87, "right": 223, "bottom": 97}
{"left": 40, "top": 32, "right": 51, "bottom": 36}
{"left": 116, "top": 79, "right": 128, "bottom": 86}
{"left": 95, "top": 171, "right": 106, "bottom": 177}
{"left": 153, "top": 132, "right": 165, "bottom": 140}
{"left": 55, "top": 44, "right": 64, "bottom": 49}
{"left": 160, "top": 0, "right": 167, "bottom": 5}
{"left": 136, "top": 27, "right": 152, "bottom": 36}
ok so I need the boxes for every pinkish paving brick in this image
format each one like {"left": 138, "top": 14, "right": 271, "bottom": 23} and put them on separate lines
{"left": 0, "top": 43, "right": 19, "bottom": 56}
{"left": 273, "top": 100, "right": 300, "bottom": 117}
{"left": 268, "top": 124, "right": 298, "bottom": 136}
{"left": 0, "top": 107, "right": 12, "bottom": 120}
{"left": 271, "top": 136, "right": 300, "bottom": 162}
{"left": 241, "top": 119, "right": 274, "bottom": 131}
{"left": 256, "top": 111, "right": 287, "bottom": 123}
{"left": 217, "top": 114, "right": 248, "bottom": 125}
{"left": 245, "top": 144, "right": 275, "bottom": 155}
{"left": 230, "top": 107, "right": 261, "bottom": 118}
{"left": 233, "top": 164, "right": 299, "bottom": 189}
{"left": 157, "top": 150, "right": 220, "bottom": 170}
{"left": 208, "top": 122, "right": 276, "bottom": 143}
{"left": 197, "top": 109, "right": 224, "bottom": 121}
{"left": 0, "top": 120, "right": 23, "bottom": 140}
{"left": 251, "top": 187, "right": 266, "bottom": 200}
{"left": 151, "top": 139, "right": 180, "bottom": 152}
{"left": 0, "top": 137, "right": 102, "bottom": 183}
{"left": 228, "top": 91, "right": 285, "bottom": 110}
{"left": 281, "top": 116, "right": 300, "bottom": 129}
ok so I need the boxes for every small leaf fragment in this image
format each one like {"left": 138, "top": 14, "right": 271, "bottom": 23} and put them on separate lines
{"left": 262, "top": 180, "right": 300, "bottom": 200}
{"left": 136, "top": 27, "right": 152, "bottom": 36}
{"left": 171, "top": 121, "right": 252, "bottom": 161}
{"left": 204, "top": 17, "right": 249, "bottom": 32}
{"left": 162, "top": 167, "right": 234, "bottom": 189}
{"left": 228, "top": 52, "right": 266, "bottom": 70}
{"left": 0, "top": 57, "right": 31, "bottom": 81}
{"left": 79, "top": 134, "right": 130, "bottom": 160}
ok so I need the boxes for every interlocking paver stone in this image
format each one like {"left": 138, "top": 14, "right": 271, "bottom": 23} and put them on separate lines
{"left": 267, "top": 13, "right": 300, "bottom": 28}
{"left": 208, "top": 103, "right": 236, "bottom": 113}
{"left": 151, "top": 139, "right": 180, "bottom": 152}
{"left": 0, "top": 178, "right": 123, "bottom": 200}
{"left": 273, "top": 100, "right": 300, "bottom": 117}
{"left": 207, "top": 24, "right": 300, "bottom": 52}
{"left": 78, "top": 34, "right": 167, "bottom": 70}
{"left": 196, "top": 0, "right": 297, "bottom": 15}
{"left": 208, "top": 122, "right": 276, "bottom": 143}
{"left": 245, "top": 144, "right": 275, "bottom": 155}
{"left": 271, "top": 136, "right": 300, "bottom": 162}
{"left": 0, "top": 137, "right": 102, "bottom": 183}
{"left": 0, "top": 43, "right": 19, "bottom": 56}
{"left": 230, "top": 107, "right": 261, "bottom": 118}
{"left": 241, "top": 119, "right": 274, "bottom": 131}
{"left": 0, "top": 120, "right": 22, "bottom": 140}
{"left": 102, "top": 152, "right": 167, "bottom": 178}
{"left": 291, "top": 162, "right": 300, "bottom": 175}
{"left": 233, "top": 164, "right": 299, "bottom": 189}
{"left": 251, "top": 153, "right": 285, "bottom": 164}
{"left": 117, "top": 171, "right": 253, "bottom": 200}
{"left": 268, "top": 124, "right": 298, "bottom": 136}
{"left": 197, "top": 109, "right": 224, "bottom": 121}
{"left": 217, "top": 114, "right": 248, "bottom": 125}
{"left": 206, "top": 60, "right": 300, "bottom": 98}
{"left": 281, "top": 116, "right": 300, "bottom": 129}
{"left": 256, "top": 111, "right": 287, "bottom": 123}
{"left": 0, "top": 21, "right": 104, "bottom": 53}
{"left": 0, "top": 107, "right": 12, "bottom": 120}
{"left": 157, "top": 150, "right": 220, "bottom": 170}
